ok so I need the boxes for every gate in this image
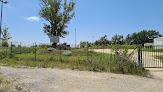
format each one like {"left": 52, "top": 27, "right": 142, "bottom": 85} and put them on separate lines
{"left": 139, "top": 45, "right": 163, "bottom": 68}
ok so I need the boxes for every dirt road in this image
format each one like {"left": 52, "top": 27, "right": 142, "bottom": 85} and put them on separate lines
{"left": 0, "top": 66, "right": 163, "bottom": 92}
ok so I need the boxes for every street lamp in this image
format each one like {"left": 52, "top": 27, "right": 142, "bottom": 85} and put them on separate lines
{"left": 0, "top": 0, "right": 8, "bottom": 40}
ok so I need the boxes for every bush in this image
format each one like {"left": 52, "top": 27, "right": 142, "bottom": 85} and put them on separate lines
{"left": 110, "top": 44, "right": 147, "bottom": 75}
{"left": 92, "top": 45, "right": 137, "bottom": 49}
{"left": 39, "top": 44, "right": 52, "bottom": 48}
{"left": 62, "top": 51, "right": 72, "bottom": 56}
{"left": 2, "top": 41, "right": 8, "bottom": 47}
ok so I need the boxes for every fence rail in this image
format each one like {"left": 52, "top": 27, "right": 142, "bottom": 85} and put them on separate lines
{"left": 0, "top": 42, "right": 37, "bottom": 60}
{"left": 140, "top": 45, "right": 163, "bottom": 68}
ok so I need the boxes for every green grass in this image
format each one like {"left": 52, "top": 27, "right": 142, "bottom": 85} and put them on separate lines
{"left": 92, "top": 45, "right": 137, "bottom": 49}
{"left": 156, "top": 55, "right": 163, "bottom": 63}
{"left": 143, "top": 48, "right": 163, "bottom": 52}
{"left": 15, "top": 86, "right": 23, "bottom": 90}
{"left": 0, "top": 49, "right": 149, "bottom": 76}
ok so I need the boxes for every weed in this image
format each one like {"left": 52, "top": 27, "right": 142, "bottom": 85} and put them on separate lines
{"left": 15, "top": 86, "right": 23, "bottom": 90}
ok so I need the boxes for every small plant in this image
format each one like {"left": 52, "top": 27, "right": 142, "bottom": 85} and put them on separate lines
{"left": 63, "top": 51, "right": 72, "bottom": 56}
{"left": 15, "top": 86, "right": 23, "bottom": 90}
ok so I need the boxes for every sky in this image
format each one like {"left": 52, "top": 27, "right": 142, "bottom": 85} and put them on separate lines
{"left": 2, "top": 0, "right": 163, "bottom": 46}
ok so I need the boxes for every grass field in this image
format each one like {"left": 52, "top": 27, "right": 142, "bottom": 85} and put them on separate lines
{"left": 143, "top": 48, "right": 163, "bottom": 52}
{"left": 0, "top": 47, "right": 149, "bottom": 76}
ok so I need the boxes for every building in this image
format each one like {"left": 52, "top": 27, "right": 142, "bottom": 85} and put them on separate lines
{"left": 144, "top": 42, "right": 154, "bottom": 48}
{"left": 154, "top": 37, "right": 163, "bottom": 49}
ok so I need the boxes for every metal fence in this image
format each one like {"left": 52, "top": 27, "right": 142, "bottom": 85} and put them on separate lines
{"left": 139, "top": 45, "right": 163, "bottom": 68}
{"left": 0, "top": 42, "right": 37, "bottom": 61}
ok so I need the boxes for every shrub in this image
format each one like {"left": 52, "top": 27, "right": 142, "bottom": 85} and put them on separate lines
{"left": 82, "top": 48, "right": 88, "bottom": 52}
{"left": 63, "top": 51, "right": 72, "bottom": 56}
{"left": 110, "top": 44, "right": 147, "bottom": 75}
{"left": 39, "top": 44, "right": 52, "bottom": 48}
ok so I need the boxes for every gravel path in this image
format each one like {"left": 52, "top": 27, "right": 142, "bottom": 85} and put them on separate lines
{"left": 0, "top": 66, "right": 163, "bottom": 92}
{"left": 0, "top": 49, "right": 163, "bottom": 92}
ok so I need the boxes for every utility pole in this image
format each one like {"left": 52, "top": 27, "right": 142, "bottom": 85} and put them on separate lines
{"left": 75, "top": 29, "right": 76, "bottom": 48}
{"left": 0, "top": 0, "right": 8, "bottom": 41}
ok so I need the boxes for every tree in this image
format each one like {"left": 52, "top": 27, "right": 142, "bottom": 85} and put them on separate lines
{"left": 94, "top": 35, "right": 111, "bottom": 46}
{"left": 39, "top": 0, "right": 76, "bottom": 47}
{"left": 1, "top": 25, "right": 12, "bottom": 47}
{"left": 111, "top": 34, "right": 123, "bottom": 44}
{"left": 130, "top": 30, "right": 162, "bottom": 45}
{"left": 125, "top": 34, "right": 131, "bottom": 45}
{"left": 80, "top": 41, "right": 92, "bottom": 48}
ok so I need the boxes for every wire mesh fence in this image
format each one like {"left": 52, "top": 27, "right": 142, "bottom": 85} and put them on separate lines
{"left": 0, "top": 42, "right": 37, "bottom": 60}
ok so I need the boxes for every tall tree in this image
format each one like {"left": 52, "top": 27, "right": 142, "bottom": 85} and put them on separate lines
{"left": 125, "top": 34, "right": 131, "bottom": 45}
{"left": 1, "top": 25, "right": 12, "bottom": 47}
{"left": 130, "top": 30, "right": 162, "bottom": 45}
{"left": 111, "top": 34, "right": 123, "bottom": 44}
{"left": 94, "top": 35, "right": 111, "bottom": 46}
{"left": 39, "top": 0, "right": 76, "bottom": 47}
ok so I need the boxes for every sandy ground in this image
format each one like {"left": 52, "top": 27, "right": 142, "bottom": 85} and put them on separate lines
{"left": 1, "top": 66, "right": 163, "bottom": 92}
{"left": 0, "top": 49, "right": 163, "bottom": 92}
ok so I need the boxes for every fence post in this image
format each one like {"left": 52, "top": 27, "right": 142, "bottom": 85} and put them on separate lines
{"left": 20, "top": 42, "right": 21, "bottom": 54}
{"left": 140, "top": 46, "right": 142, "bottom": 65}
{"left": 35, "top": 42, "right": 36, "bottom": 61}
{"left": 60, "top": 43, "right": 61, "bottom": 61}
{"left": 138, "top": 47, "right": 140, "bottom": 65}
{"left": 10, "top": 42, "right": 12, "bottom": 58}
{"left": 33, "top": 43, "right": 34, "bottom": 54}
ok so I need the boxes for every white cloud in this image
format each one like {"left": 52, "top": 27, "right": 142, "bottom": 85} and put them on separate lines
{"left": 27, "top": 16, "right": 41, "bottom": 22}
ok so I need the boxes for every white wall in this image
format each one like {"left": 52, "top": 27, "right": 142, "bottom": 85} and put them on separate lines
{"left": 154, "top": 37, "right": 163, "bottom": 49}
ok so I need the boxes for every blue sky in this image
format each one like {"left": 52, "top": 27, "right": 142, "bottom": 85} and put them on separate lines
{"left": 3, "top": 0, "right": 163, "bottom": 46}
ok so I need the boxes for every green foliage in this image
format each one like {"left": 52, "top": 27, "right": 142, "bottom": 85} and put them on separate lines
{"left": 110, "top": 44, "right": 147, "bottom": 75}
{"left": 1, "top": 24, "right": 12, "bottom": 41}
{"left": 0, "top": 46, "right": 149, "bottom": 76}
{"left": 143, "top": 48, "right": 163, "bottom": 52}
{"left": 93, "top": 45, "right": 137, "bottom": 49}
{"left": 39, "top": 0, "right": 76, "bottom": 38}
{"left": 156, "top": 55, "right": 163, "bottom": 62}
{"left": 38, "top": 44, "right": 52, "bottom": 48}
{"left": 15, "top": 86, "right": 23, "bottom": 90}
{"left": 2, "top": 40, "right": 9, "bottom": 47}
{"left": 94, "top": 35, "right": 111, "bottom": 46}
{"left": 1, "top": 24, "right": 12, "bottom": 47}
{"left": 129, "top": 30, "right": 162, "bottom": 45}
{"left": 111, "top": 34, "right": 124, "bottom": 44}
{"left": 80, "top": 41, "right": 87, "bottom": 48}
